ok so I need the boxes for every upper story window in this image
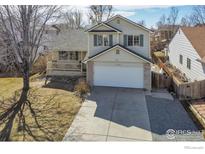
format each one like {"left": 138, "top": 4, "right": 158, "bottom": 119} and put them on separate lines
{"left": 134, "top": 36, "right": 140, "bottom": 46}
{"left": 187, "top": 58, "right": 191, "bottom": 69}
{"left": 94, "top": 34, "right": 113, "bottom": 47}
{"left": 128, "top": 35, "right": 133, "bottom": 46}
{"left": 124, "top": 34, "right": 144, "bottom": 47}
{"left": 103, "top": 35, "right": 109, "bottom": 46}
{"left": 179, "top": 55, "right": 183, "bottom": 64}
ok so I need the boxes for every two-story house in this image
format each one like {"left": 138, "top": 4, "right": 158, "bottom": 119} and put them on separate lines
{"left": 83, "top": 15, "right": 152, "bottom": 90}
{"left": 45, "top": 25, "right": 88, "bottom": 76}
{"left": 168, "top": 26, "right": 205, "bottom": 82}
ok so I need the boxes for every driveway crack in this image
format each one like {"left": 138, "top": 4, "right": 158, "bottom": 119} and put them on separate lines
{"left": 105, "top": 88, "right": 118, "bottom": 141}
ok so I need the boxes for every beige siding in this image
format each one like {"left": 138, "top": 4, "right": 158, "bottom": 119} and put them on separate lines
{"left": 93, "top": 46, "right": 145, "bottom": 63}
{"left": 88, "top": 17, "right": 150, "bottom": 59}
{"left": 107, "top": 17, "right": 150, "bottom": 58}
{"left": 88, "top": 32, "right": 119, "bottom": 57}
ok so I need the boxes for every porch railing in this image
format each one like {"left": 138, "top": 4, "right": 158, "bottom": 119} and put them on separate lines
{"left": 47, "top": 61, "right": 81, "bottom": 71}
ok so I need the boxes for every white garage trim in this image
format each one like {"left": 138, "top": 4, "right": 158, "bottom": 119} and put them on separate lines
{"left": 83, "top": 45, "right": 152, "bottom": 64}
{"left": 93, "top": 62, "right": 144, "bottom": 88}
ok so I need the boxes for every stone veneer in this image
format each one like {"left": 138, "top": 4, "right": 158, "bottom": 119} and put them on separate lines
{"left": 143, "top": 63, "right": 152, "bottom": 90}
{"left": 86, "top": 61, "right": 94, "bottom": 86}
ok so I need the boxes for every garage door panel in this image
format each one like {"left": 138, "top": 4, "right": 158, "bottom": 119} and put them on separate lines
{"left": 93, "top": 63, "right": 144, "bottom": 88}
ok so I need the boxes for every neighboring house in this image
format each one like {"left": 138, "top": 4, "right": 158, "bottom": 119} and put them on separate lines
{"left": 83, "top": 15, "right": 152, "bottom": 90}
{"left": 45, "top": 25, "right": 88, "bottom": 76}
{"left": 168, "top": 26, "right": 205, "bottom": 82}
{"left": 151, "top": 25, "right": 178, "bottom": 51}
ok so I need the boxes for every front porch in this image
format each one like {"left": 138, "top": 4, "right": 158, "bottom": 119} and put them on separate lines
{"left": 46, "top": 51, "right": 86, "bottom": 77}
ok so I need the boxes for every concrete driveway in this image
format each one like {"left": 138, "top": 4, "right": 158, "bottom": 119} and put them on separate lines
{"left": 64, "top": 87, "right": 152, "bottom": 141}
{"left": 146, "top": 90, "right": 204, "bottom": 141}
{"left": 63, "top": 87, "right": 204, "bottom": 141}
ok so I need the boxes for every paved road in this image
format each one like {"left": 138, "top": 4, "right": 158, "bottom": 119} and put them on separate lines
{"left": 64, "top": 87, "right": 204, "bottom": 141}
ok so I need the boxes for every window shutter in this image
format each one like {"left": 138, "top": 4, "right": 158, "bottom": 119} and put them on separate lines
{"left": 109, "top": 35, "right": 113, "bottom": 46}
{"left": 94, "top": 34, "right": 97, "bottom": 46}
{"left": 123, "top": 35, "right": 128, "bottom": 46}
{"left": 140, "top": 34, "right": 144, "bottom": 47}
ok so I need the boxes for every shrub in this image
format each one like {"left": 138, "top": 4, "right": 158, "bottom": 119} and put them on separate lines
{"left": 74, "top": 80, "right": 90, "bottom": 97}
{"left": 32, "top": 53, "right": 51, "bottom": 74}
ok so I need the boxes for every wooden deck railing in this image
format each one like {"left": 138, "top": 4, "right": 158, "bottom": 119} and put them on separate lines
{"left": 47, "top": 61, "right": 81, "bottom": 71}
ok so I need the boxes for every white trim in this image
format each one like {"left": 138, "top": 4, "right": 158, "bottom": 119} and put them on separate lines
{"left": 86, "top": 22, "right": 121, "bottom": 32}
{"left": 105, "top": 15, "right": 151, "bottom": 33}
{"left": 84, "top": 45, "right": 152, "bottom": 64}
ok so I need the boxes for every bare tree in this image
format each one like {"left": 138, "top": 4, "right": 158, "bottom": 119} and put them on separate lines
{"left": 167, "top": 7, "right": 179, "bottom": 26}
{"left": 63, "top": 8, "right": 84, "bottom": 29}
{"left": 189, "top": 5, "right": 205, "bottom": 26}
{"left": 156, "top": 7, "right": 179, "bottom": 34}
{"left": 180, "top": 16, "right": 192, "bottom": 27}
{"left": 88, "top": 5, "right": 114, "bottom": 24}
{"left": 0, "top": 5, "right": 60, "bottom": 141}
{"left": 156, "top": 14, "right": 166, "bottom": 27}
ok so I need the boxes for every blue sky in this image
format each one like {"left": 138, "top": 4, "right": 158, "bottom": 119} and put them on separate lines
{"left": 75, "top": 5, "right": 195, "bottom": 28}
{"left": 113, "top": 5, "right": 194, "bottom": 28}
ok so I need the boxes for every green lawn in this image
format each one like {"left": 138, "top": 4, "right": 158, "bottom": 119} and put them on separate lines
{"left": 0, "top": 77, "right": 82, "bottom": 141}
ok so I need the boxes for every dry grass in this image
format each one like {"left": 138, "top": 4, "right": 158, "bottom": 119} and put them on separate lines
{"left": 153, "top": 51, "right": 165, "bottom": 58}
{"left": 0, "top": 77, "right": 82, "bottom": 141}
{"left": 74, "top": 80, "right": 90, "bottom": 97}
{"left": 0, "top": 77, "right": 22, "bottom": 100}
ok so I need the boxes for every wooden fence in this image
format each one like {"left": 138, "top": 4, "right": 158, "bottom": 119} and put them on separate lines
{"left": 152, "top": 52, "right": 205, "bottom": 100}
{"left": 152, "top": 72, "right": 172, "bottom": 89}
{"left": 172, "top": 77, "right": 205, "bottom": 100}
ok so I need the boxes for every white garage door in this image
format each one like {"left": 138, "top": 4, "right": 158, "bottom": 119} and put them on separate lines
{"left": 93, "top": 63, "right": 144, "bottom": 88}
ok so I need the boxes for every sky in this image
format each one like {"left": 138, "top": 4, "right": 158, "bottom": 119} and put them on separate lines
{"left": 72, "top": 5, "right": 195, "bottom": 28}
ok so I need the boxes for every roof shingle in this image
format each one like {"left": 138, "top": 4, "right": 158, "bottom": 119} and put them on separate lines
{"left": 181, "top": 26, "right": 205, "bottom": 59}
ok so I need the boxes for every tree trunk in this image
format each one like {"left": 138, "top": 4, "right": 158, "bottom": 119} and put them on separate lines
{"left": 21, "top": 61, "right": 30, "bottom": 101}
{"left": 23, "top": 71, "right": 29, "bottom": 92}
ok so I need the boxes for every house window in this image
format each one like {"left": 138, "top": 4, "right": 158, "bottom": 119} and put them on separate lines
{"left": 179, "top": 55, "right": 183, "bottom": 64}
{"left": 117, "top": 19, "right": 120, "bottom": 24}
{"left": 187, "top": 58, "right": 191, "bottom": 69}
{"left": 97, "top": 35, "right": 103, "bottom": 46}
{"left": 70, "top": 51, "right": 79, "bottom": 60}
{"left": 59, "top": 51, "right": 79, "bottom": 60}
{"left": 94, "top": 34, "right": 112, "bottom": 46}
{"left": 125, "top": 35, "right": 143, "bottom": 46}
{"left": 103, "top": 35, "right": 109, "bottom": 46}
{"left": 134, "top": 36, "right": 140, "bottom": 46}
{"left": 59, "top": 51, "right": 68, "bottom": 60}
{"left": 128, "top": 35, "right": 133, "bottom": 46}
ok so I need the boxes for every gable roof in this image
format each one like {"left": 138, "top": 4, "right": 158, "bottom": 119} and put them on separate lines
{"left": 83, "top": 44, "right": 152, "bottom": 63}
{"left": 105, "top": 15, "right": 151, "bottom": 32}
{"left": 85, "top": 22, "right": 121, "bottom": 32}
{"left": 45, "top": 28, "right": 88, "bottom": 51}
{"left": 181, "top": 26, "right": 205, "bottom": 59}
